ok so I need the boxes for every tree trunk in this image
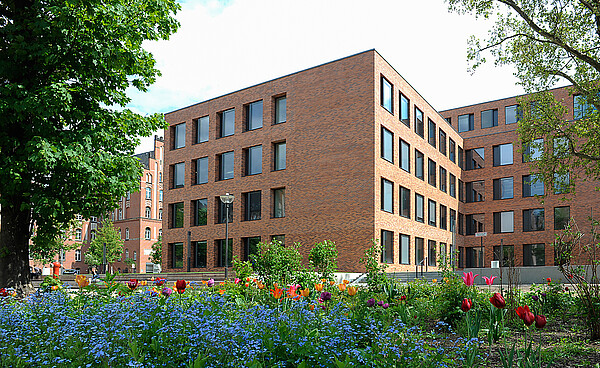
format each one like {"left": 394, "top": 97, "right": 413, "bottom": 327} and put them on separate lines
{"left": 0, "top": 198, "right": 34, "bottom": 297}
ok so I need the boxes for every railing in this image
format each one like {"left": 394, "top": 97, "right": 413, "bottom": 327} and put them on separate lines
{"left": 416, "top": 257, "right": 428, "bottom": 278}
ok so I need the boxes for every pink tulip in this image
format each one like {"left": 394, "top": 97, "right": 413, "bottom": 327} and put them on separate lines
{"left": 234, "top": 278, "right": 241, "bottom": 284}
{"left": 462, "top": 272, "right": 479, "bottom": 286}
{"left": 483, "top": 275, "right": 497, "bottom": 286}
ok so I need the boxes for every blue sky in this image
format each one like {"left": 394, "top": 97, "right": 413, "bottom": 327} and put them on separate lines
{"left": 130, "top": 0, "right": 525, "bottom": 153}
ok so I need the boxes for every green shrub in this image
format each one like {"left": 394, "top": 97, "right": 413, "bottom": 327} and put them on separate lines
{"left": 249, "top": 240, "right": 303, "bottom": 287}
{"left": 359, "top": 240, "right": 388, "bottom": 292}
{"left": 308, "top": 240, "right": 338, "bottom": 281}
{"left": 232, "top": 256, "right": 253, "bottom": 281}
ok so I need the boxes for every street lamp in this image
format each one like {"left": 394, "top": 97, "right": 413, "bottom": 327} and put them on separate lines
{"left": 220, "top": 193, "right": 234, "bottom": 280}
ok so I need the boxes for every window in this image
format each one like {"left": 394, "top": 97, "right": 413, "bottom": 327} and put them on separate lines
{"left": 271, "top": 235, "right": 285, "bottom": 245}
{"left": 244, "top": 191, "right": 261, "bottom": 221}
{"left": 414, "top": 107, "right": 424, "bottom": 137}
{"left": 440, "top": 243, "right": 447, "bottom": 265}
{"left": 415, "top": 237, "right": 424, "bottom": 265}
{"left": 466, "top": 214, "right": 485, "bottom": 235}
{"left": 428, "top": 119, "right": 436, "bottom": 147}
{"left": 381, "top": 127, "right": 394, "bottom": 163}
{"left": 173, "top": 122, "right": 185, "bottom": 149}
{"left": 439, "top": 129, "right": 447, "bottom": 155}
{"left": 428, "top": 240, "right": 436, "bottom": 267}
{"left": 171, "top": 243, "right": 184, "bottom": 268}
{"left": 428, "top": 199, "right": 437, "bottom": 226}
{"left": 275, "top": 96, "right": 286, "bottom": 124}
{"left": 243, "top": 237, "right": 261, "bottom": 261}
{"left": 493, "top": 143, "right": 513, "bottom": 166}
{"left": 196, "top": 116, "right": 209, "bottom": 143}
{"left": 399, "top": 234, "right": 410, "bottom": 264}
{"left": 458, "top": 212, "right": 464, "bottom": 235}
{"left": 415, "top": 150, "right": 424, "bottom": 180}
{"left": 400, "top": 139, "right": 410, "bottom": 172}
{"left": 553, "top": 137, "right": 569, "bottom": 158}
{"left": 216, "top": 239, "right": 233, "bottom": 267}
{"left": 158, "top": 229, "right": 162, "bottom": 238}
{"left": 145, "top": 227, "right": 151, "bottom": 240}
{"left": 458, "top": 146, "right": 464, "bottom": 169}
{"left": 439, "top": 167, "right": 447, "bottom": 193}
{"left": 554, "top": 172, "right": 570, "bottom": 194}
{"left": 145, "top": 206, "right": 151, "bottom": 218}
{"left": 400, "top": 93, "right": 410, "bottom": 127}
{"left": 273, "top": 188, "right": 285, "bottom": 218}
{"left": 554, "top": 206, "right": 570, "bottom": 230}
{"left": 381, "top": 230, "right": 394, "bottom": 264}
{"left": 523, "top": 244, "right": 545, "bottom": 266}
{"left": 574, "top": 95, "right": 593, "bottom": 119}
{"left": 173, "top": 162, "right": 185, "bottom": 188}
{"left": 458, "top": 113, "right": 474, "bottom": 132}
{"left": 75, "top": 228, "right": 82, "bottom": 241}
{"left": 274, "top": 142, "right": 286, "bottom": 171}
{"left": 415, "top": 193, "right": 424, "bottom": 223}
{"left": 125, "top": 228, "right": 130, "bottom": 240}
{"left": 75, "top": 249, "right": 81, "bottom": 262}
{"left": 246, "top": 145, "right": 262, "bottom": 176}
{"left": 217, "top": 200, "right": 233, "bottom": 224}
{"left": 145, "top": 187, "right": 152, "bottom": 199}
{"left": 465, "top": 148, "right": 485, "bottom": 170}
{"left": 522, "top": 138, "right": 543, "bottom": 162}
{"left": 493, "top": 245, "right": 515, "bottom": 266}
{"left": 428, "top": 159, "right": 436, "bottom": 187}
{"left": 193, "top": 199, "right": 207, "bottom": 226}
{"left": 194, "top": 241, "right": 207, "bottom": 268}
{"left": 449, "top": 138, "right": 456, "bottom": 163}
{"left": 159, "top": 190, "right": 163, "bottom": 202}
{"left": 445, "top": 117, "right": 452, "bottom": 125}
{"left": 219, "top": 151, "right": 234, "bottom": 180}
{"left": 481, "top": 109, "right": 498, "bottom": 128}
{"left": 523, "top": 174, "right": 545, "bottom": 197}
{"left": 125, "top": 249, "right": 129, "bottom": 260}
{"left": 381, "top": 178, "right": 394, "bottom": 213}
{"left": 134, "top": 250, "right": 137, "bottom": 261}
{"left": 466, "top": 247, "right": 484, "bottom": 268}
{"left": 458, "top": 180, "right": 465, "bottom": 202}
{"left": 523, "top": 208, "right": 545, "bottom": 232}
{"left": 440, "top": 205, "right": 447, "bottom": 230}
{"left": 219, "top": 108, "right": 235, "bottom": 138}
{"left": 90, "top": 230, "right": 96, "bottom": 241}
{"left": 194, "top": 157, "right": 208, "bottom": 185}
{"left": 493, "top": 177, "right": 513, "bottom": 200}
{"left": 400, "top": 186, "right": 410, "bottom": 218}
{"left": 505, "top": 105, "right": 520, "bottom": 124}
{"left": 158, "top": 209, "right": 162, "bottom": 220}
{"left": 466, "top": 180, "right": 485, "bottom": 203}
{"left": 493, "top": 211, "right": 514, "bottom": 233}
{"left": 246, "top": 100, "right": 263, "bottom": 131}
{"left": 171, "top": 202, "right": 184, "bottom": 228}
{"left": 146, "top": 173, "right": 152, "bottom": 183}
{"left": 381, "top": 76, "right": 393, "bottom": 113}
{"left": 449, "top": 173, "right": 456, "bottom": 198}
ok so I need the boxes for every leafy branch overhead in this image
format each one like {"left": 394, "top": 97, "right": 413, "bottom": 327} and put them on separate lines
{"left": 447, "top": 0, "right": 600, "bottom": 193}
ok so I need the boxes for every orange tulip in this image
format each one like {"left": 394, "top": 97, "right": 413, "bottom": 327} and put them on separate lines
{"left": 347, "top": 286, "right": 358, "bottom": 296}
{"left": 257, "top": 282, "right": 265, "bottom": 290}
{"left": 218, "top": 289, "right": 225, "bottom": 295}
{"left": 338, "top": 283, "right": 347, "bottom": 292}
{"left": 270, "top": 287, "right": 284, "bottom": 299}
{"left": 309, "top": 304, "right": 315, "bottom": 311}
{"left": 75, "top": 275, "right": 89, "bottom": 288}
{"left": 343, "top": 279, "right": 350, "bottom": 285}
{"left": 329, "top": 280, "right": 335, "bottom": 286}
{"left": 51, "top": 285, "right": 58, "bottom": 291}
{"left": 244, "top": 283, "right": 250, "bottom": 288}
{"left": 315, "top": 283, "right": 324, "bottom": 292}
{"left": 300, "top": 288, "right": 310, "bottom": 297}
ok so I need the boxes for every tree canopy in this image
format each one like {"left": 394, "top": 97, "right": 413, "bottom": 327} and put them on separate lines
{"left": 447, "top": 0, "right": 600, "bottom": 193}
{"left": 84, "top": 219, "right": 123, "bottom": 270}
{"left": 0, "top": 0, "right": 179, "bottom": 293}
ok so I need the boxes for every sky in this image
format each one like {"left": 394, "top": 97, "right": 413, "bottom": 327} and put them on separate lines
{"left": 130, "top": 0, "right": 525, "bottom": 154}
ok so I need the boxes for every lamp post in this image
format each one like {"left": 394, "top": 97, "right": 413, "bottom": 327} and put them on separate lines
{"left": 220, "top": 193, "right": 234, "bottom": 280}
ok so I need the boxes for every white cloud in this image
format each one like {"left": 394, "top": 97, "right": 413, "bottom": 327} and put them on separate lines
{"left": 132, "top": 0, "right": 524, "bottom": 153}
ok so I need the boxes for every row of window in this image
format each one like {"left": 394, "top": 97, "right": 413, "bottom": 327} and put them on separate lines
{"left": 379, "top": 230, "right": 448, "bottom": 267}
{"left": 465, "top": 206, "right": 570, "bottom": 235}
{"left": 169, "top": 235, "right": 285, "bottom": 268}
{"left": 463, "top": 173, "right": 569, "bottom": 202}
{"left": 381, "top": 179, "right": 456, "bottom": 230}
{"left": 72, "top": 247, "right": 141, "bottom": 263}
{"left": 172, "top": 96, "right": 287, "bottom": 149}
{"left": 169, "top": 188, "right": 286, "bottom": 228}
{"left": 171, "top": 142, "right": 286, "bottom": 188}
{"left": 145, "top": 187, "right": 163, "bottom": 202}
{"left": 462, "top": 243, "right": 546, "bottom": 267}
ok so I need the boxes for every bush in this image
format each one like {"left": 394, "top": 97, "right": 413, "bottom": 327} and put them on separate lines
{"left": 249, "top": 240, "right": 303, "bottom": 287}
{"left": 359, "top": 240, "right": 388, "bottom": 292}
{"left": 308, "top": 240, "right": 338, "bottom": 281}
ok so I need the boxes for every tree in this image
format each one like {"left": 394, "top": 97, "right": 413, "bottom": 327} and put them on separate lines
{"left": 85, "top": 219, "right": 123, "bottom": 272}
{"left": 30, "top": 218, "right": 81, "bottom": 264}
{"left": 150, "top": 235, "right": 162, "bottom": 265}
{"left": 308, "top": 240, "right": 338, "bottom": 281}
{"left": 0, "top": 0, "right": 179, "bottom": 294}
{"left": 447, "top": 0, "right": 600, "bottom": 193}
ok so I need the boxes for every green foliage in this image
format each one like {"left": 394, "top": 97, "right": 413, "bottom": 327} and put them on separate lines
{"left": 0, "top": 0, "right": 179, "bottom": 289}
{"left": 358, "top": 240, "right": 388, "bottom": 292}
{"left": 30, "top": 218, "right": 82, "bottom": 264}
{"left": 150, "top": 235, "right": 162, "bottom": 264}
{"left": 250, "top": 240, "right": 303, "bottom": 287}
{"left": 447, "top": 0, "right": 600, "bottom": 194}
{"left": 308, "top": 240, "right": 338, "bottom": 281}
{"left": 85, "top": 219, "right": 123, "bottom": 269}
{"left": 231, "top": 256, "right": 253, "bottom": 281}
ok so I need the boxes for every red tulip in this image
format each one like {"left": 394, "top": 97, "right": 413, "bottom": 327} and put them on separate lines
{"left": 489, "top": 292, "right": 506, "bottom": 308}
{"left": 483, "top": 275, "right": 497, "bottom": 286}
{"left": 462, "top": 272, "right": 479, "bottom": 287}
{"left": 127, "top": 279, "right": 139, "bottom": 291}
{"left": 535, "top": 315, "right": 547, "bottom": 329}
{"left": 176, "top": 279, "right": 187, "bottom": 294}
{"left": 523, "top": 312, "right": 535, "bottom": 326}
{"left": 515, "top": 305, "right": 531, "bottom": 320}
{"left": 461, "top": 298, "right": 472, "bottom": 312}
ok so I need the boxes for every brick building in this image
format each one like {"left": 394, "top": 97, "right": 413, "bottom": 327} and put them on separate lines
{"left": 162, "top": 49, "right": 600, "bottom": 274}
